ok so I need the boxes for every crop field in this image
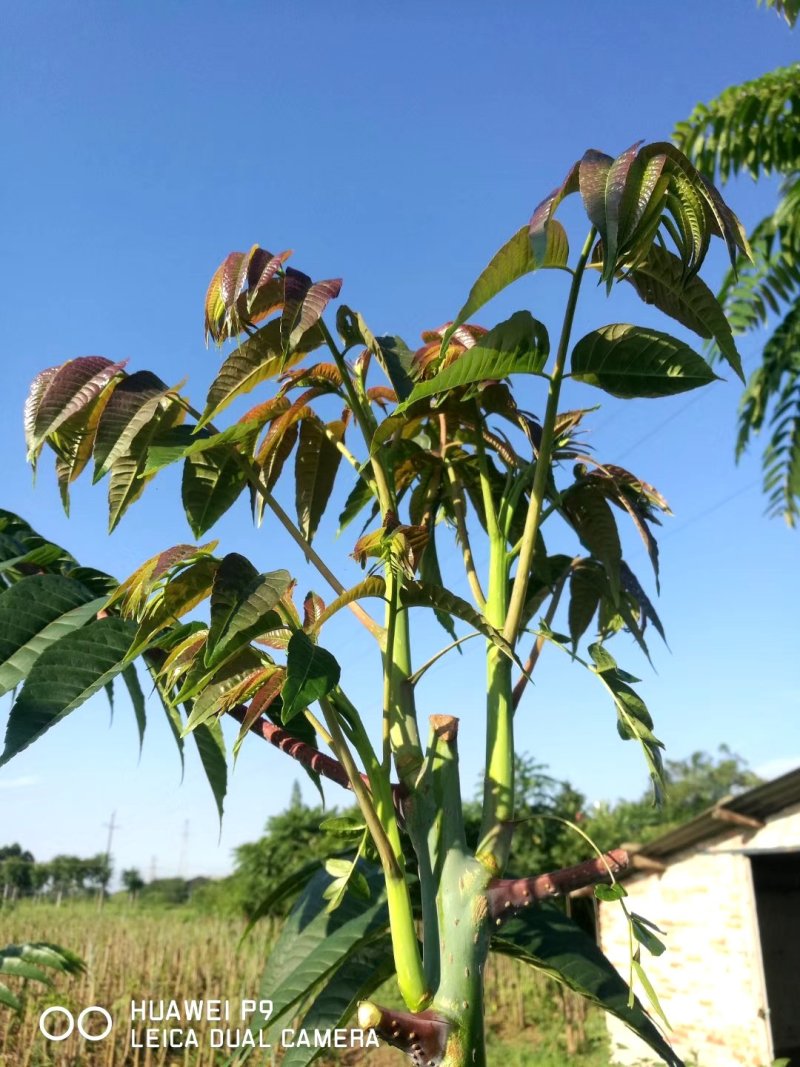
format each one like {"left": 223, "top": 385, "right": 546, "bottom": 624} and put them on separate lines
{"left": 0, "top": 901, "right": 609, "bottom": 1067}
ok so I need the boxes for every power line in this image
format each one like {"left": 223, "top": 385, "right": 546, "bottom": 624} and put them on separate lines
{"left": 657, "top": 478, "right": 761, "bottom": 543}
{"left": 614, "top": 392, "right": 708, "bottom": 461}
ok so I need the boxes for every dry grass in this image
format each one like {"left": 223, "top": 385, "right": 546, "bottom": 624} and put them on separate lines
{"left": 0, "top": 900, "right": 608, "bottom": 1067}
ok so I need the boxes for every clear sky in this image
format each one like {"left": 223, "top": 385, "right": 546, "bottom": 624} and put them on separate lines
{"left": 1, "top": 2, "right": 798, "bottom": 884}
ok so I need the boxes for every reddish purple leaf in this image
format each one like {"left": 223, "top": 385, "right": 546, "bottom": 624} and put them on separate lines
{"left": 280, "top": 268, "right": 313, "bottom": 352}
{"left": 24, "top": 365, "right": 59, "bottom": 461}
{"left": 92, "top": 370, "right": 170, "bottom": 481}
{"left": 32, "top": 357, "right": 127, "bottom": 452}
{"left": 288, "top": 279, "right": 343, "bottom": 352}
{"left": 250, "top": 249, "right": 292, "bottom": 295}
{"left": 303, "top": 591, "right": 326, "bottom": 630}
{"left": 529, "top": 160, "right": 580, "bottom": 266}
{"left": 602, "top": 142, "right": 644, "bottom": 285}
{"left": 629, "top": 143, "right": 749, "bottom": 271}
{"left": 230, "top": 245, "right": 263, "bottom": 310}
{"left": 620, "top": 152, "right": 667, "bottom": 248}
{"left": 219, "top": 252, "right": 247, "bottom": 311}
{"left": 578, "top": 149, "right": 614, "bottom": 235}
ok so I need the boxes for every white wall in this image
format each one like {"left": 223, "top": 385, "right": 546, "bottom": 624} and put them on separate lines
{"left": 598, "top": 802, "right": 800, "bottom": 1066}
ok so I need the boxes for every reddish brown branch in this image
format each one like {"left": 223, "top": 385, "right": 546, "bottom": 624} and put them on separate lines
{"left": 227, "top": 704, "right": 407, "bottom": 811}
{"left": 228, "top": 705, "right": 355, "bottom": 792}
{"left": 358, "top": 1001, "right": 449, "bottom": 1065}
{"left": 487, "top": 848, "right": 629, "bottom": 923}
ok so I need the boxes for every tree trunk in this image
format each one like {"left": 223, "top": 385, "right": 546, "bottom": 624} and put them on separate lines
{"left": 432, "top": 850, "right": 491, "bottom": 1066}
{"left": 361, "top": 716, "right": 493, "bottom": 1067}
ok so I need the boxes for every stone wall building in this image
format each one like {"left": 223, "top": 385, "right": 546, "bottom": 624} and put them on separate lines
{"left": 597, "top": 768, "right": 800, "bottom": 1067}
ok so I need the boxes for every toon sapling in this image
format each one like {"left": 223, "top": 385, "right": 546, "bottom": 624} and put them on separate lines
{"left": 0, "top": 140, "right": 748, "bottom": 1067}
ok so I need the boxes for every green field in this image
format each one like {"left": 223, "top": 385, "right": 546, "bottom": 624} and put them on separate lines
{"left": 1, "top": 900, "right": 612, "bottom": 1067}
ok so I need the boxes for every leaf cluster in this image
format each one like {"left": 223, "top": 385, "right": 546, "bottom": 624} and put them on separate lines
{"left": 675, "top": 62, "right": 800, "bottom": 523}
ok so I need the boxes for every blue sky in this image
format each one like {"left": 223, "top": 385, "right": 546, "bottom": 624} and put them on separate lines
{"left": 1, "top": 2, "right": 798, "bottom": 883}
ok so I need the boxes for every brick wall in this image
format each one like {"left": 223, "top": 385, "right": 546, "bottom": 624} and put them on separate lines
{"left": 598, "top": 803, "right": 800, "bottom": 1066}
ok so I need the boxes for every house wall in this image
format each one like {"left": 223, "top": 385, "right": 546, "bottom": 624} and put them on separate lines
{"left": 598, "top": 802, "right": 800, "bottom": 1067}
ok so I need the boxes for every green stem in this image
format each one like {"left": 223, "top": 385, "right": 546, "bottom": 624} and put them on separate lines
{"left": 319, "top": 319, "right": 394, "bottom": 514}
{"left": 384, "top": 569, "right": 423, "bottom": 786}
{"left": 477, "top": 535, "right": 514, "bottom": 874}
{"left": 442, "top": 449, "right": 487, "bottom": 610}
{"left": 511, "top": 565, "right": 571, "bottom": 711}
{"left": 504, "top": 226, "right": 596, "bottom": 645}
{"left": 318, "top": 696, "right": 427, "bottom": 1011}
{"left": 330, "top": 686, "right": 402, "bottom": 860}
{"left": 381, "top": 570, "right": 400, "bottom": 770}
{"left": 473, "top": 404, "right": 500, "bottom": 542}
{"left": 434, "top": 833, "right": 491, "bottom": 1067}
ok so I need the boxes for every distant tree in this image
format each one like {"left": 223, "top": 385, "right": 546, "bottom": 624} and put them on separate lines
{"left": 44, "top": 856, "right": 76, "bottom": 905}
{"left": 43, "top": 853, "right": 112, "bottom": 904}
{"left": 230, "top": 782, "right": 349, "bottom": 918}
{"left": 121, "top": 867, "right": 145, "bottom": 901}
{"left": 139, "top": 877, "right": 192, "bottom": 906}
{"left": 82, "top": 853, "right": 112, "bottom": 897}
{"left": 1, "top": 856, "right": 34, "bottom": 901}
{"left": 0, "top": 844, "right": 34, "bottom": 863}
{"left": 29, "top": 863, "right": 49, "bottom": 896}
{"left": 586, "top": 745, "right": 763, "bottom": 851}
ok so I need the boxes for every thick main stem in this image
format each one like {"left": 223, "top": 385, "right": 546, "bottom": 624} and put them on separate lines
{"left": 426, "top": 717, "right": 491, "bottom": 1067}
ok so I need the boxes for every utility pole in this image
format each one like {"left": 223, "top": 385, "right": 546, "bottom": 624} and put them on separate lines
{"left": 104, "top": 811, "right": 118, "bottom": 861}
{"left": 99, "top": 811, "right": 118, "bottom": 909}
{"left": 178, "top": 820, "right": 190, "bottom": 879}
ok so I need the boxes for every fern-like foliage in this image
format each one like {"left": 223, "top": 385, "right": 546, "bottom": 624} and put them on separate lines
{"left": 737, "top": 303, "right": 800, "bottom": 520}
{"left": 758, "top": 0, "right": 799, "bottom": 26}
{"left": 675, "top": 63, "right": 800, "bottom": 524}
{"left": 674, "top": 65, "right": 800, "bottom": 183}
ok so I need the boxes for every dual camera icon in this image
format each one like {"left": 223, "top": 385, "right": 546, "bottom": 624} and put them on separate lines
{"left": 39, "top": 1005, "right": 113, "bottom": 1041}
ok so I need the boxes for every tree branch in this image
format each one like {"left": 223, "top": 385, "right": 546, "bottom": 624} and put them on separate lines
{"left": 228, "top": 705, "right": 355, "bottom": 792}
{"left": 357, "top": 1002, "right": 450, "bottom": 1063}
{"left": 511, "top": 568, "right": 570, "bottom": 710}
{"left": 487, "top": 848, "right": 629, "bottom": 923}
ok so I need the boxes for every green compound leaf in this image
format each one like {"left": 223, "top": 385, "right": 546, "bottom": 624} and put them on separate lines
{"left": 1, "top": 617, "right": 137, "bottom": 765}
{"left": 181, "top": 444, "right": 249, "bottom": 538}
{"left": 281, "top": 631, "right": 341, "bottom": 723}
{"left": 0, "top": 574, "right": 106, "bottom": 697}
{"left": 0, "top": 943, "right": 85, "bottom": 1013}
{"left": 92, "top": 370, "right": 171, "bottom": 481}
{"left": 192, "top": 716, "right": 227, "bottom": 823}
{"left": 294, "top": 418, "right": 344, "bottom": 543}
{"left": 280, "top": 938, "right": 395, "bottom": 1067}
{"left": 256, "top": 865, "right": 388, "bottom": 1030}
{"left": 205, "top": 553, "right": 293, "bottom": 670}
{"left": 444, "top": 223, "right": 569, "bottom": 345}
{"left": 625, "top": 246, "right": 743, "bottom": 381}
{"left": 199, "top": 319, "right": 307, "bottom": 430}
{"left": 571, "top": 324, "right": 718, "bottom": 398}
{"left": 398, "top": 311, "right": 549, "bottom": 412}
